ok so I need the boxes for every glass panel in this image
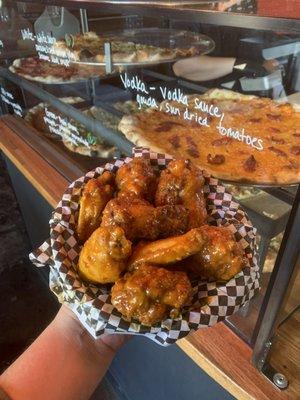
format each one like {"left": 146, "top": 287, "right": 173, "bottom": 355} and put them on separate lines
{"left": 0, "top": 0, "right": 299, "bottom": 348}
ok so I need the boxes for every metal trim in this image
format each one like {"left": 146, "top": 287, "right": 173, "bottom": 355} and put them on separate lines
{"left": 16, "top": 0, "right": 300, "bottom": 33}
{"left": 252, "top": 185, "right": 300, "bottom": 368}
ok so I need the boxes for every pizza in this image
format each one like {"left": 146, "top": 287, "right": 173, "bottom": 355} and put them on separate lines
{"left": 118, "top": 89, "right": 300, "bottom": 185}
{"left": 25, "top": 97, "right": 83, "bottom": 139}
{"left": 25, "top": 98, "right": 116, "bottom": 158}
{"left": 9, "top": 57, "right": 116, "bottom": 83}
{"left": 52, "top": 31, "right": 199, "bottom": 64}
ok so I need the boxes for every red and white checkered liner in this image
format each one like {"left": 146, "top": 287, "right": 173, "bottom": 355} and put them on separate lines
{"left": 30, "top": 148, "right": 260, "bottom": 345}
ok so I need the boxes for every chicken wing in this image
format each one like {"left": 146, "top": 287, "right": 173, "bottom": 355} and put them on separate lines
{"left": 77, "top": 171, "right": 115, "bottom": 243}
{"left": 187, "top": 225, "right": 245, "bottom": 281}
{"left": 101, "top": 197, "right": 189, "bottom": 241}
{"left": 111, "top": 264, "right": 192, "bottom": 325}
{"left": 155, "top": 159, "right": 207, "bottom": 229}
{"left": 128, "top": 228, "right": 204, "bottom": 270}
{"left": 78, "top": 226, "right": 131, "bottom": 284}
{"left": 116, "top": 158, "right": 158, "bottom": 201}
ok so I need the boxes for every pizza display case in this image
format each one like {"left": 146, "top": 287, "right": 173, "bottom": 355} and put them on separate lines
{"left": 0, "top": 1, "right": 299, "bottom": 398}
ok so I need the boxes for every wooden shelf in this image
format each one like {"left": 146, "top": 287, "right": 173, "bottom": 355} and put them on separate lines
{"left": 0, "top": 119, "right": 68, "bottom": 207}
{"left": 0, "top": 118, "right": 299, "bottom": 400}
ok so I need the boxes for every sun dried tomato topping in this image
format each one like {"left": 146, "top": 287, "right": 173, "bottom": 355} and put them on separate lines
{"left": 187, "top": 147, "right": 200, "bottom": 158}
{"left": 293, "top": 133, "right": 300, "bottom": 138}
{"left": 168, "top": 135, "right": 180, "bottom": 149}
{"left": 155, "top": 121, "right": 183, "bottom": 132}
{"left": 271, "top": 136, "right": 285, "bottom": 144}
{"left": 268, "top": 146, "right": 287, "bottom": 157}
{"left": 291, "top": 146, "right": 300, "bottom": 155}
{"left": 248, "top": 118, "right": 262, "bottom": 123}
{"left": 207, "top": 154, "right": 225, "bottom": 165}
{"left": 212, "top": 137, "right": 233, "bottom": 146}
{"left": 266, "top": 114, "right": 282, "bottom": 121}
{"left": 186, "top": 136, "right": 197, "bottom": 147}
{"left": 243, "top": 155, "right": 257, "bottom": 172}
{"left": 269, "top": 127, "right": 281, "bottom": 133}
{"left": 185, "top": 136, "right": 199, "bottom": 158}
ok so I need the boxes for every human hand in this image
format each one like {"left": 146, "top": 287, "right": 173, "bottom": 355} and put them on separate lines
{"left": 53, "top": 304, "right": 129, "bottom": 360}
{"left": 0, "top": 304, "right": 129, "bottom": 400}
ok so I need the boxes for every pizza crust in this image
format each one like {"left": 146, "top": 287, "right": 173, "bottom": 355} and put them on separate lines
{"left": 118, "top": 115, "right": 157, "bottom": 150}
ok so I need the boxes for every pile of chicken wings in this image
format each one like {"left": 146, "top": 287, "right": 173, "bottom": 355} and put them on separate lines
{"left": 76, "top": 158, "right": 245, "bottom": 326}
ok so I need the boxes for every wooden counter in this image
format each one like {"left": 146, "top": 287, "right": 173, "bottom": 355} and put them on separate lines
{"left": 0, "top": 119, "right": 299, "bottom": 400}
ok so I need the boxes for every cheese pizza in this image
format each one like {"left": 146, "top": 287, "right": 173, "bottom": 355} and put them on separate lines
{"left": 119, "top": 89, "right": 300, "bottom": 185}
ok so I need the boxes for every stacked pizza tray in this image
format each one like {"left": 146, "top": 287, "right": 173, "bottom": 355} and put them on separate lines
{"left": 9, "top": 29, "right": 215, "bottom": 84}
{"left": 9, "top": 27, "right": 299, "bottom": 187}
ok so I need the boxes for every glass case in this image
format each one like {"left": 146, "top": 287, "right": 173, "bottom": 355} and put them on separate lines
{"left": 0, "top": 0, "right": 299, "bottom": 390}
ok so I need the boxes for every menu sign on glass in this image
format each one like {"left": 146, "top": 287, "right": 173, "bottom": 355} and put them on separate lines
{"left": 120, "top": 72, "right": 264, "bottom": 151}
{"left": 0, "top": 87, "right": 22, "bottom": 116}
{"left": 21, "top": 28, "right": 72, "bottom": 67}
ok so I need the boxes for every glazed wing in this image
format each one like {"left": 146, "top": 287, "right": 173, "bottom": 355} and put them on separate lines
{"left": 101, "top": 197, "right": 189, "bottom": 241}
{"left": 128, "top": 228, "right": 204, "bottom": 270}
{"left": 111, "top": 264, "right": 192, "bottom": 325}
{"left": 116, "top": 158, "right": 158, "bottom": 201}
{"left": 77, "top": 171, "right": 115, "bottom": 243}
{"left": 187, "top": 225, "right": 245, "bottom": 281}
{"left": 155, "top": 159, "right": 207, "bottom": 228}
{"left": 78, "top": 226, "right": 131, "bottom": 284}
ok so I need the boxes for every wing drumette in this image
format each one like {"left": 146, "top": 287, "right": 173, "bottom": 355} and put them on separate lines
{"left": 77, "top": 171, "right": 115, "bottom": 243}
{"left": 155, "top": 159, "right": 207, "bottom": 229}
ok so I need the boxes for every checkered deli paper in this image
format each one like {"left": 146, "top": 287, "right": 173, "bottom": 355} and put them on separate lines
{"left": 30, "top": 147, "right": 260, "bottom": 346}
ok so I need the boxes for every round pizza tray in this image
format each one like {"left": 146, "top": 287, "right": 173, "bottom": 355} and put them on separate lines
{"left": 8, "top": 61, "right": 120, "bottom": 85}
{"left": 71, "top": 29, "right": 215, "bottom": 67}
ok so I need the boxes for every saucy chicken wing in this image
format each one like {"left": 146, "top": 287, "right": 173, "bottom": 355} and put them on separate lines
{"left": 101, "top": 196, "right": 189, "bottom": 241}
{"left": 111, "top": 264, "right": 192, "bottom": 325}
{"left": 129, "top": 228, "right": 204, "bottom": 270}
{"left": 187, "top": 225, "right": 245, "bottom": 281}
{"left": 155, "top": 160, "right": 207, "bottom": 229}
{"left": 78, "top": 226, "right": 131, "bottom": 284}
{"left": 77, "top": 171, "right": 115, "bottom": 243}
{"left": 116, "top": 158, "right": 158, "bottom": 201}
